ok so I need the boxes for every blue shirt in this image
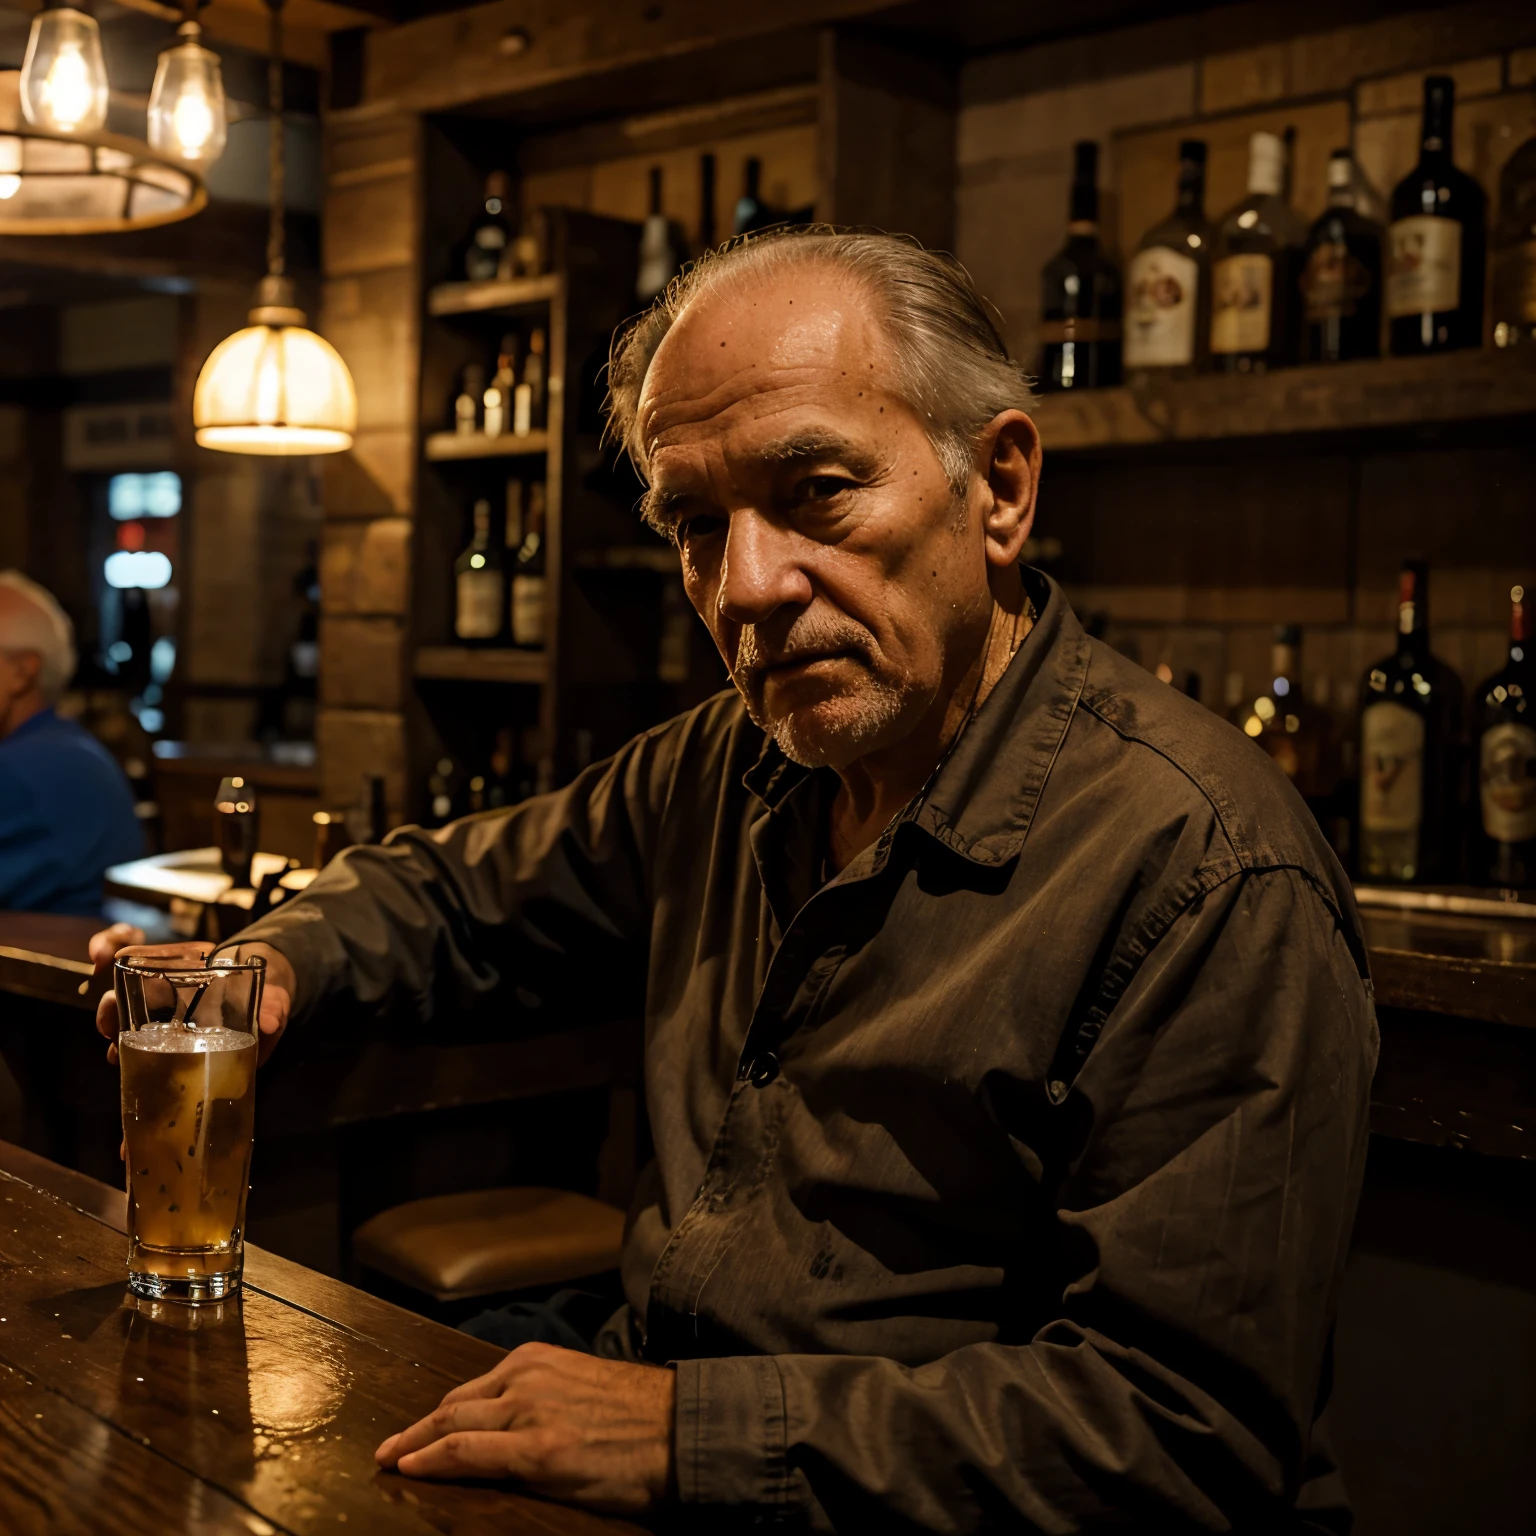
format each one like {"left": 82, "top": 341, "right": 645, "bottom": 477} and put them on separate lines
{"left": 0, "top": 708, "right": 144, "bottom": 916}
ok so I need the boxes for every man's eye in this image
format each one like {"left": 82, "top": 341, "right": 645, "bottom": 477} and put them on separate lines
{"left": 797, "top": 475, "right": 853, "bottom": 502}
{"left": 676, "top": 513, "right": 725, "bottom": 545}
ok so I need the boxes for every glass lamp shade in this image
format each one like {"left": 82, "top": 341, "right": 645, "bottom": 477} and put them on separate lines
{"left": 194, "top": 284, "right": 357, "bottom": 456}
{"left": 148, "top": 22, "right": 227, "bottom": 169}
{"left": 20, "top": 7, "right": 109, "bottom": 135}
{"left": 0, "top": 72, "right": 204, "bottom": 235}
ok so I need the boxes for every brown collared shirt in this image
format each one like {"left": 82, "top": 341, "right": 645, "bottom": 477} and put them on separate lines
{"left": 240, "top": 572, "right": 1377, "bottom": 1532}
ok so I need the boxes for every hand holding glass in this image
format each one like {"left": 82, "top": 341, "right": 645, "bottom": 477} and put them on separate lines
{"left": 115, "top": 954, "right": 264, "bottom": 1302}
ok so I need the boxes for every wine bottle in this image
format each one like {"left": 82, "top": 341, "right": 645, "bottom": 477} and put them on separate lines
{"left": 1358, "top": 560, "right": 1465, "bottom": 883}
{"left": 1209, "top": 131, "right": 1304, "bottom": 373}
{"left": 456, "top": 170, "right": 513, "bottom": 283}
{"left": 523, "top": 327, "right": 547, "bottom": 431}
{"left": 1387, "top": 76, "right": 1488, "bottom": 355}
{"left": 510, "top": 482, "right": 547, "bottom": 648}
{"left": 1038, "top": 141, "right": 1123, "bottom": 392}
{"left": 483, "top": 336, "right": 516, "bottom": 438}
{"left": 1124, "top": 139, "right": 1211, "bottom": 379}
{"left": 734, "top": 156, "right": 775, "bottom": 236}
{"left": 1230, "top": 626, "right": 1338, "bottom": 822}
{"left": 1300, "top": 148, "right": 1385, "bottom": 363}
{"left": 1491, "top": 130, "right": 1536, "bottom": 349}
{"left": 454, "top": 498, "right": 503, "bottom": 643}
{"left": 637, "top": 165, "right": 677, "bottom": 302}
{"left": 1473, "top": 585, "right": 1536, "bottom": 887}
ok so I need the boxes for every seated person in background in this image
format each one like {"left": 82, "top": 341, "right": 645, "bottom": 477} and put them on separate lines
{"left": 94, "top": 233, "right": 1375, "bottom": 1533}
{"left": 0, "top": 572, "right": 142, "bottom": 915}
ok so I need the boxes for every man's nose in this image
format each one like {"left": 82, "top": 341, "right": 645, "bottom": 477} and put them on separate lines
{"left": 716, "top": 509, "right": 813, "bottom": 626}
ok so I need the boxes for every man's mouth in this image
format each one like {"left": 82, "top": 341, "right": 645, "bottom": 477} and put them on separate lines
{"left": 760, "top": 649, "right": 861, "bottom": 679}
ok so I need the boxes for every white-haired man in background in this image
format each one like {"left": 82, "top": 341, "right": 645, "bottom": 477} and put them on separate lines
{"left": 0, "top": 572, "right": 141, "bottom": 915}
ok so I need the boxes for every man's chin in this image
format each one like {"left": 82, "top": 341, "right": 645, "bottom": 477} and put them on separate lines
{"left": 758, "top": 694, "right": 909, "bottom": 771}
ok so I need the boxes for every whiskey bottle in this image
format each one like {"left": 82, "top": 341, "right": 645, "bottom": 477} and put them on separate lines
{"left": 1358, "top": 560, "right": 1465, "bottom": 882}
{"left": 1210, "top": 131, "right": 1304, "bottom": 373}
{"left": 1231, "top": 626, "right": 1338, "bottom": 828}
{"left": 454, "top": 365, "right": 483, "bottom": 436}
{"left": 523, "top": 327, "right": 547, "bottom": 431}
{"left": 1038, "top": 140, "right": 1122, "bottom": 392}
{"left": 1387, "top": 76, "right": 1488, "bottom": 355}
{"left": 1473, "top": 585, "right": 1536, "bottom": 888}
{"left": 482, "top": 336, "right": 517, "bottom": 438}
{"left": 510, "top": 482, "right": 546, "bottom": 648}
{"left": 637, "top": 165, "right": 679, "bottom": 302}
{"left": 454, "top": 498, "right": 504, "bottom": 643}
{"left": 734, "top": 156, "right": 775, "bottom": 236}
{"left": 1299, "top": 149, "right": 1384, "bottom": 363}
{"left": 1124, "top": 140, "right": 1211, "bottom": 379}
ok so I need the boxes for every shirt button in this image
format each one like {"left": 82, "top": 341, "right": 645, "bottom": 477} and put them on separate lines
{"left": 747, "top": 1052, "right": 780, "bottom": 1088}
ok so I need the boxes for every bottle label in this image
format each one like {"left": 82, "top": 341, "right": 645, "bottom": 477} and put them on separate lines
{"left": 511, "top": 575, "right": 546, "bottom": 647}
{"left": 1361, "top": 702, "right": 1425, "bottom": 833}
{"left": 455, "top": 572, "right": 502, "bottom": 640}
{"left": 1301, "top": 240, "right": 1374, "bottom": 322}
{"left": 1124, "top": 247, "right": 1198, "bottom": 367}
{"left": 1480, "top": 721, "right": 1536, "bottom": 845}
{"left": 1210, "top": 254, "right": 1273, "bottom": 354}
{"left": 1387, "top": 215, "right": 1461, "bottom": 317}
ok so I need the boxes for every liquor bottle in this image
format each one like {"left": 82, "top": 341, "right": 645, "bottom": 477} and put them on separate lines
{"left": 1300, "top": 149, "right": 1385, "bottom": 363}
{"left": 483, "top": 336, "right": 516, "bottom": 438}
{"left": 699, "top": 151, "right": 717, "bottom": 253}
{"left": 734, "top": 157, "right": 774, "bottom": 236}
{"left": 504, "top": 477, "right": 524, "bottom": 557}
{"left": 454, "top": 498, "right": 503, "bottom": 643}
{"left": 1038, "top": 140, "right": 1122, "bottom": 392}
{"left": 637, "top": 165, "right": 678, "bottom": 302}
{"left": 454, "top": 365, "right": 483, "bottom": 435}
{"left": 510, "top": 482, "right": 547, "bottom": 648}
{"left": 1491, "top": 130, "right": 1536, "bottom": 348}
{"left": 454, "top": 171, "right": 513, "bottom": 283}
{"left": 1230, "top": 626, "right": 1338, "bottom": 824}
{"left": 1124, "top": 140, "right": 1211, "bottom": 379}
{"left": 1473, "top": 585, "right": 1536, "bottom": 887}
{"left": 213, "top": 775, "right": 257, "bottom": 887}
{"left": 425, "top": 757, "right": 460, "bottom": 827}
{"left": 523, "top": 327, "right": 547, "bottom": 431}
{"left": 509, "top": 206, "right": 548, "bottom": 279}
{"left": 1209, "top": 131, "right": 1304, "bottom": 373}
{"left": 1358, "top": 560, "right": 1465, "bottom": 883}
{"left": 1387, "top": 76, "right": 1488, "bottom": 355}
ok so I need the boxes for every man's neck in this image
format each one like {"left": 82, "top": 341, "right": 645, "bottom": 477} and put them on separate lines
{"left": 0, "top": 692, "right": 48, "bottom": 740}
{"left": 827, "top": 567, "right": 1031, "bottom": 873}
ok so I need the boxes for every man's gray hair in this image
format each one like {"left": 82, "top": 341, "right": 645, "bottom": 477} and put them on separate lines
{"left": 0, "top": 571, "right": 78, "bottom": 703}
{"left": 606, "top": 228, "right": 1037, "bottom": 517}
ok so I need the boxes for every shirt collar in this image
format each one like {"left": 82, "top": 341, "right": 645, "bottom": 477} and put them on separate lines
{"left": 2, "top": 706, "right": 58, "bottom": 746}
{"left": 741, "top": 570, "right": 1090, "bottom": 865}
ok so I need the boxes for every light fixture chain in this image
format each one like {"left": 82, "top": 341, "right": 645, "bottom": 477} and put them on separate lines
{"left": 267, "top": 0, "right": 285, "bottom": 278}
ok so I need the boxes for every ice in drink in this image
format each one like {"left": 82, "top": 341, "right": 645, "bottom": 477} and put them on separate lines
{"left": 121, "top": 1023, "right": 257, "bottom": 1301}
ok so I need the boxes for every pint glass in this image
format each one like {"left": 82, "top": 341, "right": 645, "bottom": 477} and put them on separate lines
{"left": 115, "top": 954, "right": 264, "bottom": 1301}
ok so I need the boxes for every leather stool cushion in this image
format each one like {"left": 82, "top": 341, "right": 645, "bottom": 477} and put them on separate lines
{"left": 352, "top": 1187, "right": 627, "bottom": 1303}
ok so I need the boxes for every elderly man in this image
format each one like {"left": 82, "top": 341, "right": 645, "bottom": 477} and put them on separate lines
{"left": 95, "top": 233, "right": 1374, "bottom": 1532}
{"left": 0, "top": 572, "right": 141, "bottom": 914}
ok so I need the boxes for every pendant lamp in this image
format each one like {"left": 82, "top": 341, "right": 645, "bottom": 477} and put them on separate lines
{"left": 148, "top": 13, "right": 228, "bottom": 170}
{"left": 192, "top": 0, "right": 356, "bottom": 456}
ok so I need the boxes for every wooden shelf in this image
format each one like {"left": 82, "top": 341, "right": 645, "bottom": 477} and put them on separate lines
{"left": 425, "top": 430, "right": 550, "bottom": 462}
{"left": 1031, "top": 347, "right": 1536, "bottom": 453}
{"left": 427, "top": 275, "right": 560, "bottom": 317}
{"left": 573, "top": 545, "right": 678, "bottom": 574}
{"left": 414, "top": 646, "right": 548, "bottom": 684}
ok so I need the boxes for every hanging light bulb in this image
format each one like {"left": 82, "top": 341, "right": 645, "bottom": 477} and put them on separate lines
{"left": 193, "top": 0, "right": 356, "bottom": 456}
{"left": 20, "top": 6, "right": 110, "bottom": 136}
{"left": 148, "top": 20, "right": 227, "bottom": 170}
{"left": 0, "top": 136, "right": 20, "bottom": 201}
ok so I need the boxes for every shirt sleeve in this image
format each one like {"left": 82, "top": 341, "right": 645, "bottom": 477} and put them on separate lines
{"left": 674, "top": 865, "right": 1378, "bottom": 1532}
{"left": 231, "top": 721, "right": 681, "bottom": 1029}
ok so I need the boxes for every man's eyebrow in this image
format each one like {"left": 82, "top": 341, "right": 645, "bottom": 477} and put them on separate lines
{"left": 756, "top": 430, "right": 878, "bottom": 472}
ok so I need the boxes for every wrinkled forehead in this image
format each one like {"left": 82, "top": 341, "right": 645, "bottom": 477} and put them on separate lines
{"left": 635, "top": 265, "right": 899, "bottom": 464}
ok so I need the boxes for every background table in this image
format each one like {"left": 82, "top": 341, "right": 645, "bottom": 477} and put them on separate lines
{"left": 0, "top": 1141, "right": 646, "bottom": 1536}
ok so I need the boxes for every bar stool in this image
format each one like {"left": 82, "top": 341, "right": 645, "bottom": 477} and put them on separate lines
{"left": 351, "top": 1185, "right": 626, "bottom": 1304}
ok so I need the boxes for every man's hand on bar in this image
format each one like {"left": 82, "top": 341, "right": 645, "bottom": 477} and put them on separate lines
{"left": 374, "top": 1343, "right": 676, "bottom": 1514}
{"left": 89, "top": 923, "right": 296, "bottom": 1066}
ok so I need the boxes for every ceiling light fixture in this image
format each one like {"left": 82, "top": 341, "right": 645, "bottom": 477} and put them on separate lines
{"left": 20, "top": 3, "right": 109, "bottom": 136}
{"left": 148, "top": 9, "right": 228, "bottom": 170}
{"left": 192, "top": 0, "right": 356, "bottom": 455}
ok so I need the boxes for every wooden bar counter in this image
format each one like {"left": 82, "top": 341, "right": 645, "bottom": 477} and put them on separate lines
{"left": 0, "top": 1141, "right": 643, "bottom": 1536}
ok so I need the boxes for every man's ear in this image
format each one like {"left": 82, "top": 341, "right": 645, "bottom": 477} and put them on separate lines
{"left": 975, "top": 410, "right": 1040, "bottom": 569}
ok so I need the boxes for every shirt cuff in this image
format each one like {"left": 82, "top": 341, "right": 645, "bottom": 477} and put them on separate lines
{"left": 224, "top": 900, "right": 341, "bottom": 1024}
{"left": 674, "top": 1354, "right": 799, "bottom": 1514}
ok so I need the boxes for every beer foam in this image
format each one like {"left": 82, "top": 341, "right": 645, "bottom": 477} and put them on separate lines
{"left": 122, "top": 1025, "right": 254, "bottom": 1055}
